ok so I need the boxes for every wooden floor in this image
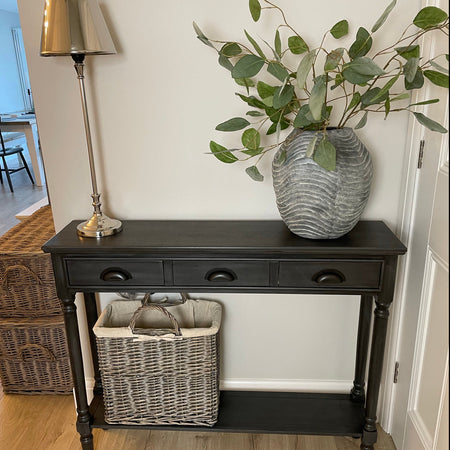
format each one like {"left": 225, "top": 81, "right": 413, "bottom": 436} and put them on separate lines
{"left": 0, "top": 390, "right": 396, "bottom": 450}
{"left": 0, "top": 155, "right": 47, "bottom": 236}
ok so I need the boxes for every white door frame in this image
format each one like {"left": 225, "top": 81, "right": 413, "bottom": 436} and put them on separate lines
{"left": 379, "top": 0, "right": 449, "bottom": 439}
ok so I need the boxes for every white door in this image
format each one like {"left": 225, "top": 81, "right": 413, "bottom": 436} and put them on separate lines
{"left": 389, "top": 0, "right": 449, "bottom": 448}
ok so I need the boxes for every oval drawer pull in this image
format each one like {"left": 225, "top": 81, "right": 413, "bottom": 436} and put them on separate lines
{"left": 313, "top": 271, "right": 345, "bottom": 284}
{"left": 101, "top": 268, "right": 131, "bottom": 282}
{"left": 206, "top": 269, "right": 236, "bottom": 282}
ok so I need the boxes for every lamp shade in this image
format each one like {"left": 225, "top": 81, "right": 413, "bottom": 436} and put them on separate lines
{"left": 41, "top": 0, "right": 116, "bottom": 56}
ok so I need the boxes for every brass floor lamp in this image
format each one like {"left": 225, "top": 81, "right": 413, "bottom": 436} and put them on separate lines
{"left": 40, "top": 0, "right": 122, "bottom": 237}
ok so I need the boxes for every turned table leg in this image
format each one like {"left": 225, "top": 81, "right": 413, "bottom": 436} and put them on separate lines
{"left": 351, "top": 295, "right": 373, "bottom": 403}
{"left": 62, "top": 295, "right": 94, "bottom": 450}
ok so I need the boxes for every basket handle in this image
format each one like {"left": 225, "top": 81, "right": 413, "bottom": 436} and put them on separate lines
{"left": 129, "top": 304, "right": 182, "bottom": 336}
{"left": 141, "top": 292, "right": 188, "bottom": 307}
{"left": 1, "top": 265, "right": 43, "bottom": 290}
{"left": 18, "top": 344, "right": 56, "bottom": 361}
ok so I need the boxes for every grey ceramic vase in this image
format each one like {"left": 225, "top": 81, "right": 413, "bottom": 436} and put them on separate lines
{"left": 272, "top": 127, "right": 373, "bottom": 239}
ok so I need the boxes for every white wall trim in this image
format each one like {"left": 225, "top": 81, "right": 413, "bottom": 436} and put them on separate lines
{"left": 84, "top": 376, "right": 353, "bottom": 400}
{"left": 408, "top": 410, "right": 433, "bottom": 449}
{"left": 220, "top": 378, "right": 353, "bottom": 393}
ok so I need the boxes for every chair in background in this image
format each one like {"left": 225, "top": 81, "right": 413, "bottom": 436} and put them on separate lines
{"left": 0, "top": 119, "right": 34, "bottom": 193}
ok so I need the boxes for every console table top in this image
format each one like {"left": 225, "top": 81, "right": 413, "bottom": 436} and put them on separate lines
{"left": 43, "top": 220, "right": 406, "bottom": 256}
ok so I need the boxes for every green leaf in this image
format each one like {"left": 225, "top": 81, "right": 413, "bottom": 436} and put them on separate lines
{"left": 242, "top": 128, "right": 261, "bottom": 150}
{"left": 372, "top": 0, "right": 397, "bottom": 33}
{"left": 216, "top": 117, "right": 251, "bottom": 132}
{"left": 324, "top": 48, "right": 345, "bottom": 72}
{"left": 413, "top": 112, "right": 447, "bottom": 133}
{"left": 273, "top": 85, "right": 295, "bottom": 109}
{"left": 305, "top": 135, "right": 319, "bottom": 157}
{"left": 296, "top": 50, "right": 316, "bottom": 89}
{"left": 267, "top": 118, "right": 290, "bottom": 135}
{"left": 374, "top": 71, "right": 401, "bottom": 100}
{"left": 293, "top": 104, "right": 314, "bottom": 128}
{"left": 267, "top": 61, "right": 290, "bottom": 81}
{"left": 349, "top": 28, "right": 373, "bottom": 59}
{"left": 242, "top": 147, "right": 263, "bottom": 156}
{"left": 235, "top": 77, "right": 254, "bottom": 94}
{"left": 331, "top": 72, "right": 344, "bottom": 90}
{"left": 262, "top": 96, "right": 274, "bottom": 107}
{"left": 245, "top": 165, "right": 264, "bottom": 181}
{"left": 391, "top": 93, "right": 410, "bottom": 102}
{"left": 209, "top": 141, "right": 239, "bottom": 163}
{"left": 330, "top": 20, "right": 349, "bottom": 39}
{"left": 257, "top": 81, "right": 277, "bottom": 99}
{"left": 404, "top": 57, "right": 420, "bottom": 83}
{"left": 405, "top": 67, "right": 424, "bottom": 90}
{"left": 346, "top": 92, "right": 361, "bottom": 111}
{"left": 361, "top": 87, "right": 389, "bottom": 106}
{"left": 249, "top": 0, "right": 261, "bottom": 22}
{"left": 342, "top": 57, "right": 385, "bottom": 84}
{"left": 395, "top": 45, "right": 420, "bottom": 60}
{"left": 244, "top": 30, "right": 266, "bottom": 59}
{"left": 384, "top": 97, "right": 391, "bottom": 119}
{"left": 236, "top": 93, "right": 266, "bottom": 109}
{"left": 246, "top": 110, "right": 265, "bottom": 116}
{"left": 193, "top": 22, "right": 214, "bottom": 48}
{"left": 409, "top": 98, "right": 439, "bottom": 107}
{"left": 275, "top": 30, "right": 282, "bottom": 58}
{"left": 235, "top": 78, "right": 255, "bottom": 91}
{"left": 314, "top": 137, "right": 336, "bottom": 171}
{"left": 232, "top": 55, "right": 265, "bottom": 79}
{"left": 430, "top": 61, "right": 449, "bottom": 75}
{"left": 220, "top": 43, "right": 242, "bottom": 57}
{"left": 218, "top": 54, "right": 234, "bottom": 71}
{"left": 309, "top": 75, "right": 327, "bottom": 121}
{"left": 288, "top": 35, "right": 308, "bottom": 55}
{"left": 354, "top": 111, "right": 368, "bottom": 129}
{"left": 413, "top": 6, "right": 448, "bottom": 30}
{"left": 423, "top": 70, "right": 449, "bottom": 88}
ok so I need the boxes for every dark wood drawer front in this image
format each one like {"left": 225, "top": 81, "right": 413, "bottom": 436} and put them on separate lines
{"left": 66, "top": 259, "right": 164, "bottom": 287}
{"left": 279, "top": 260, "right": 382, "bottom": 289}
{"left": 173, "top": 260, "right": 270, "bottom": 287}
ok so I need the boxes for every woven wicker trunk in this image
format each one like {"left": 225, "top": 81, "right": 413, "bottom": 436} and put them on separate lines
{"left": 94, "top": 299, "right": 222, "bottom": 426}
{"left": 0, "top": 206, "right": 72, "bottom": 394}
{"left": 0, "top": 316, "right": 72, "bottom": 394}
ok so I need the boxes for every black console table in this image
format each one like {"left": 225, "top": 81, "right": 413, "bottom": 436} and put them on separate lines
{"left": 42, "top": 220, "right": 406, "bottom": 450}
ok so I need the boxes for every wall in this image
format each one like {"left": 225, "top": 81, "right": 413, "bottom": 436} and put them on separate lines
{"left": 0, "top": 9, "right": 23, "bottom": 112}
{"left": 18, "top": 0, "right": 418, "bottom": 398}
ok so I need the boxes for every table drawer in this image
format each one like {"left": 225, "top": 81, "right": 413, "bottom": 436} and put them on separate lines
{"left": 173, "top": 260, "right": 270, "bottom": 287}
{"left": 279, "top": 260, "right": 382, "bottom": 289}
{"left": 66, "top": 258, "right": 164, "bottom": 287}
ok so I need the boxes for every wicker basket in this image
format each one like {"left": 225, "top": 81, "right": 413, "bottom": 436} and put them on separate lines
{"left": 0, "top": 316, "right": 72, "bottom": 394}
{"left": 94, "top": 299, "right": 222, "bottom": 426}
{"left": 0, "top": 205, "right": 61, "bottom": 318}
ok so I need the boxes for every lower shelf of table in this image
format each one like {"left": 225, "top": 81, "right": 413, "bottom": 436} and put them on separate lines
{"left": 90, "top": 390, "right": 365, "bottom": 436}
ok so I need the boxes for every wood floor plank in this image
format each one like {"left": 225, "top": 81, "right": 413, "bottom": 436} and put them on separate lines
{"left": 0, "top": 157, "right": 47, "bottom": 237}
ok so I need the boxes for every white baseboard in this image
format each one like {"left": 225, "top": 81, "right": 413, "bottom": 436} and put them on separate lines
{"left": 84, "top": 377, "right": 353, "bottom": 402}
{"left": 220, "top": 378, "right": 353, "bottom": 393}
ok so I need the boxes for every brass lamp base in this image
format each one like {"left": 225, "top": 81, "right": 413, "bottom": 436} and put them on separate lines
{"left": 77, "top": 213, "right": 122, "bottom": 238}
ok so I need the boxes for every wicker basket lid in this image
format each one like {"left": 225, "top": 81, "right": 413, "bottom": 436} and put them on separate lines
{"left": 0, "top": 205, "right": 55, "bottom": 255}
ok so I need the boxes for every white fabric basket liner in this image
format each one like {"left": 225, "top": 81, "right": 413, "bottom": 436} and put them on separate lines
{"left": 94, "top": 299, "right": 222, "bottom": 340}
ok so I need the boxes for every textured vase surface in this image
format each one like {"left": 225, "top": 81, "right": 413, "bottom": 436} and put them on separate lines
{"left": 272, "top": 127, "right": 373, "bottom": 239}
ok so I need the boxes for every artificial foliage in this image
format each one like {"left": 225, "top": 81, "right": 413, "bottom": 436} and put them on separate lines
{"left": 194, "top": 0, "right": 449, "bottom": 179}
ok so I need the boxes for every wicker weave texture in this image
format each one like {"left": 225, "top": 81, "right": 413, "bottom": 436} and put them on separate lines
{"left": 0, "top": 255, "right": 61, "bottom": 317}
{"left": 0, "top": 205, "right": 61, "bottom": 318}
{"left": 97, "top": 334, "right": 220, "bottom": 426}
{"left": 0, "top": 205, "right": 55, "bottom": 254}
{"left": 0, "top": 316, "right": 72, "bottom": 394}
{"left": 95, "top": 301, "right": 221, "bottom": 426}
